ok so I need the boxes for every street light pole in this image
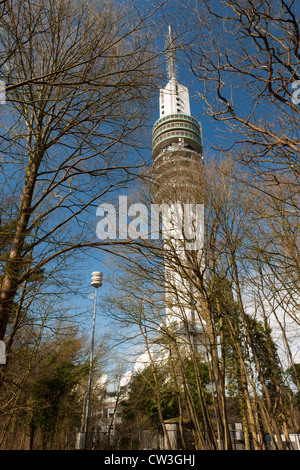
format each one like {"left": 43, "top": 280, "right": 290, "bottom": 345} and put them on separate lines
{"left": 76, "top": 271, "right": 103, "bottom": 450}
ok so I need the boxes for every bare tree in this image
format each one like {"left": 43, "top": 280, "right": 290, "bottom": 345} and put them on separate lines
{"left": 186, "top": 0, "right": 300, "bottom": 174}
{"left": 0, "top": 0, "right": 164, "bottom": 343}
{"left": 103, "top": 153, "right": 300, "bottom": 450}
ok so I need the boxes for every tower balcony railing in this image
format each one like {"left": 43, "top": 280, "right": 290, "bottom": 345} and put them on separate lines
{"left": 152, "top": 113, "right": 200, "bottom": 134}
{"left": 152, "top": 120, "right": 200, "bottom": 141}
{"left": 152, "top": 130, "right": 202, "bottom": 156}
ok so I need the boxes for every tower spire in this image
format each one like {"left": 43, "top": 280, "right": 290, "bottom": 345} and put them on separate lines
{"left": 166, "top": 24, "right": 178, "bottom": 81}
{"left": 159, "top": 25, "right": 190, "bottom": 117}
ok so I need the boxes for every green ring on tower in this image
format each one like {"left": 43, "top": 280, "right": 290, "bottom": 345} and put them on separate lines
{"left": 152, "top": 113, "right": 202, "bottom": 158}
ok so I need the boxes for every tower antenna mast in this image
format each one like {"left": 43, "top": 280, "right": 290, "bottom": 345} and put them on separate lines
{"left": 166, "top": 24, "right": 178, "bottom": 81}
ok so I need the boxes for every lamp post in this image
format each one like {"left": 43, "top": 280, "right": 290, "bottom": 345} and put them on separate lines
{"left": 76, "top": 271, "right": 103, "bottom": 450}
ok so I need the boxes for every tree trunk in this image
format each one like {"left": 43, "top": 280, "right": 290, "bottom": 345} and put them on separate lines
{"left": 0, "top": 154, "right": 41, "bottom": 340}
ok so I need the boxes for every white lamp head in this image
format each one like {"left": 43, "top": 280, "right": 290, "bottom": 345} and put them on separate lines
{"left": 91, "top": 271, "right": 103, "bottom": 288}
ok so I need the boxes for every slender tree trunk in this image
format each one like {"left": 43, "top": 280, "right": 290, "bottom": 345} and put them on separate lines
{"left": 0, "top": 151, "right": 41, "bottom": 340}
{"left": 231, "top": 256, "right": 286, "bottom": 450}
{"left": 28, "top": 409, "right": 36, "bottom": 450}
{"left": 204, "top": 308, "right": 232, "bottom": 450}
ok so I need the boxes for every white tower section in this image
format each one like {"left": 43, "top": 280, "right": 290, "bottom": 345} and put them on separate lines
{"left": 152, "top": 26, "right": 205, "bottom": 349}
{"left": 159, "top": 81, "right": 190, "bottom": 117}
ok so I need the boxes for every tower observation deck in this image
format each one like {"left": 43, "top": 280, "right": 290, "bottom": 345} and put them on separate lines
{"left": 152, "top": 26, "right": 204, "bottom": 205}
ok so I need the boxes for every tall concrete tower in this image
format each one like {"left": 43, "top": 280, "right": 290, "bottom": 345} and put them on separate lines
{"left": 152, "top": 26, "right": 205, "bottom": 350}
